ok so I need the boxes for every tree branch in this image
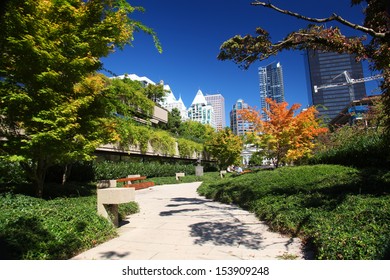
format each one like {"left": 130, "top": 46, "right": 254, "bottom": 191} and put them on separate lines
{"left": 251, "top": 1, "right": 387, "bottom": 38}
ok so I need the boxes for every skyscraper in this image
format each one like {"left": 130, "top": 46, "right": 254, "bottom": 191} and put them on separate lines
{"left": 230, "top": 99, "right": 254, "bottom": 136}
{"left": 205, "top": 93, "right": 226, "bottom": 131}
{"left": 187, "top": 90, "right": 216, "bottom": 128}
{"left": 305, "top": 50, "right": 366, "bottom": 122}
{"left": 259, "top": 62, "right": 285, "bottom": 120}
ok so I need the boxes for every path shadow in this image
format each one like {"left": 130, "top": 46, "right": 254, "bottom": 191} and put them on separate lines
{"left": 161, "top": 195, "right": 314, "bottom": 259}
{"left": 161, "top": 197, "right": 209, "bottom": 216}
{"left": 170, "top": 197, "right": 210, "bottom": 204}
{"left": 189, "top": 221, "right": 264, "bottom": 250}
{"left": 160, "top": 208, "right": 199, "bottom": 216}
{"left": 99, "top": 251, "right": 130, "bottom": 259}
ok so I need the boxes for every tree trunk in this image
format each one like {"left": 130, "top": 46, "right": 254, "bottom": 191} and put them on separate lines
{"left": 20, "top": 158, "right": 48, "bottom": 198}
{"left": 61, "top": 164, "right": 72, "bottom": 186}
{"left": 34, "top": 160, "right": 47, "bottom": 198}
{"left": 35, "top": 177, "right": 45, "bottom": 198}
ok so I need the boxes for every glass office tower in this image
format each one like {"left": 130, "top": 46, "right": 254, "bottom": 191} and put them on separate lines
{"left": 259, "top": 62, "right": 285, "bottom": 120}
{"left": 305, "top": 50, "right": 366, "bottom": 122}
{"left": 230, "top": 99, "right": 254, "bottom": 136}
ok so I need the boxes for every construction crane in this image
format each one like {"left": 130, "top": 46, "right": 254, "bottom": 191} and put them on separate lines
{"left": 314, "top": 71, "right": 383, "bottom": 100}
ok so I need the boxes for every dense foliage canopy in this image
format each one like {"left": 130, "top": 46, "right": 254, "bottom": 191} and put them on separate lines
{"left": 0, "top": 0, "right": 160, "bottom": 196}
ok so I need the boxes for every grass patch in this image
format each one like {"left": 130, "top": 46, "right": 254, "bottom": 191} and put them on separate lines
{"left": 198, "top": 165, "right": 390, "bottom": 260}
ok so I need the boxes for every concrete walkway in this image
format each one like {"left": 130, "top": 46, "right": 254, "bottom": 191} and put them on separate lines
{"left": 72, "top": 182, "right": 305, "bottom": 260}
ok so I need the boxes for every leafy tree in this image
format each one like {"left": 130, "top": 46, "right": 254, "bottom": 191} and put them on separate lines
{"left": 144, "top": 83, "right": 166, "bottom": 103}
{"left": 0, "top": 0, "right": 160, "bottom": 197}
{"left": 248, "top": 151, "right": 264, "bottom": 166}
{"left": 205, "top": 128, "right": 243, "bottom": 170}
{"left": 178, "top": 120, "right": 215, "bottom": 143}
{"left": 108, "top": 77, "right": 155, "bottom": 119}
{"left": 218, "top": 0, "right": 390, "bottom": 131}
{"left": 240, "top": 98, "right": 328, "bottom": 167}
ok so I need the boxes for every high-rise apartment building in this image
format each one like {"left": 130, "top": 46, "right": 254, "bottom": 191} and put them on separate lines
{"left": 187, "top": 90, "right": 216, "bottom": 128}
{"left": 205, "top": 94, "right": 226, "bottom": 130}
{"left": 159, "top": 84, "right": 188, "bottom": 121}
{"left": 259, "top": 62, "right": 285, "bottom": 120}
{"left": 230, "top": 99, "right": 254, "bottom": 136}
{"left": 305, "top": 50, "right": 366, "bottom": 122}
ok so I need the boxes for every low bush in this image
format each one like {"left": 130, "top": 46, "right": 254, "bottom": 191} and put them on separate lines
{"left": 0, "top": 183, "right": 138, "bottom": 260}
{"left": 0, "top": 159, "right": 28, "bottom": 184}
{"left": 198, "top": 165, "right": 390, "bottom": 259}
{"left": 310, "top": 127, "right": 389, "bottom": 168}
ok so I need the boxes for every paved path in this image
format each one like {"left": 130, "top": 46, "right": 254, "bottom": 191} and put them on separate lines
{"left": 72, "top": 182, "right": 305, "bottom": 260}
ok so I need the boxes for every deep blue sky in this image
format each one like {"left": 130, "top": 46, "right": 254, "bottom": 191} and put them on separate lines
{"left": 101, "top": 0, "right": 381, "bottom": 123}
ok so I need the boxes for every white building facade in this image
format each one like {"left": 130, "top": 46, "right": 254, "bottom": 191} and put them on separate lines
{"left": 187, "top": 90, "right": 216, "bottom": 128}
{"left": 159, "top": 84, "right": 188, "bottom": 121}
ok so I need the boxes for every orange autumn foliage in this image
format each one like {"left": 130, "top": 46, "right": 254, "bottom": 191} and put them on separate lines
{"left": 239, "top": 98, "right": 328, "bottom": 167}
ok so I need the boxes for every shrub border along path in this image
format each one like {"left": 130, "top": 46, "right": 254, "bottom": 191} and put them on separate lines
{"left": 197, "top": 165, "right": 390, "bottom": 260}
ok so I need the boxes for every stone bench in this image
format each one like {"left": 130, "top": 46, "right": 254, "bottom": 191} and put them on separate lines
{"left": 97, "top": 180, "right": 135, "bottom": 227}
{"left": 175, "top": 172, "right": 185, "bottom": 180}
{"left": 220, "top": 170, "right": 227, "bottom": 178}
{"left": 97, "top": 175, "right": 154, "bottom": 226}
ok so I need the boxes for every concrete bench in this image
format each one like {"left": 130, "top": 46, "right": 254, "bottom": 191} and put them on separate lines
{"left": 97, "top": 180, "right": 135, "bottom": 227}
{"left": 97, "top": 175, "right": 155, "bottom": 226}
{"left": 220, "top": 170, "right": 227, "bottom": 178}
{"left": 175, "top": 172, "right": 185, "bottom": 180}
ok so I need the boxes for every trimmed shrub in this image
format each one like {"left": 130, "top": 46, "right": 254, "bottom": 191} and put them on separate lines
{"left": 92, "top": 161, "right": 196, "bottom": 180}
{"left": 0, "top": 188, "right": 139, "bottom": 260}
{"left": 0, "top": 193, "right": 113, "bottom": 259}
{"left": 198, "top": 165, "right": 390, "bottom": 259}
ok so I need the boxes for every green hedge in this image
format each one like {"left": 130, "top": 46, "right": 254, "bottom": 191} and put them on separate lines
{"left": 92, "top": 161, "right": 196, "bottom": 180}
{"left": 0, "top": 159, "right": 212, "bottom": 185}
{"left": 198, "top": 165, "right": 390, "bottom": 259}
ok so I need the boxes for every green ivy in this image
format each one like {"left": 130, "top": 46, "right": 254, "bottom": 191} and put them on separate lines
{"left": 116, "top": 121, "right": 203, "bottom": 158}
{"left": 177, "top": 138, "right": 203, "bottom": 158}
{"left": 149, "top": 130, "right": 176, "bottom": 156}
